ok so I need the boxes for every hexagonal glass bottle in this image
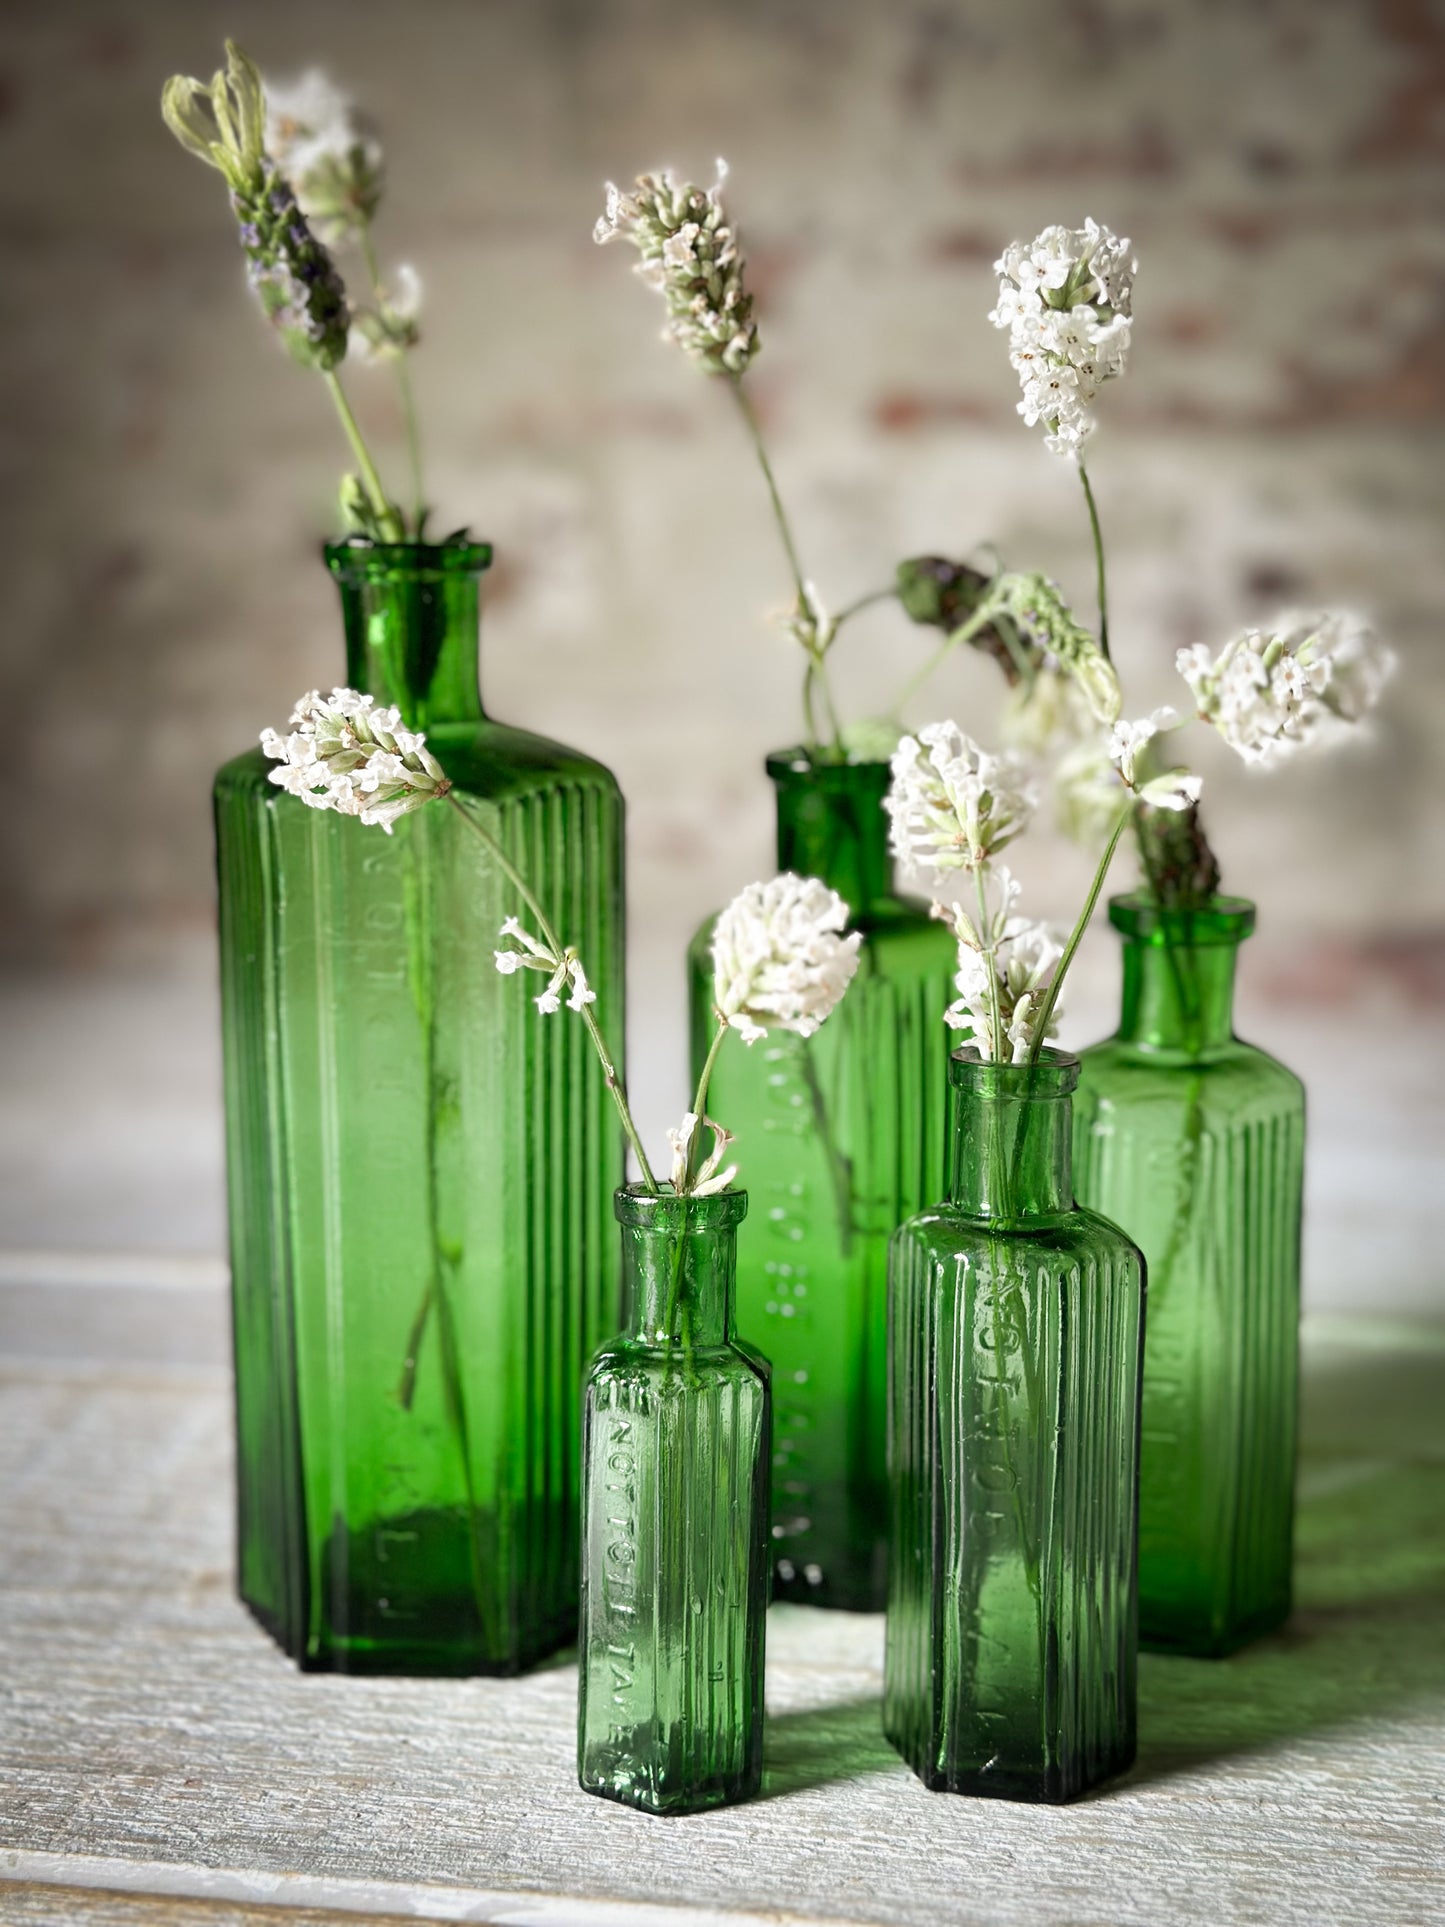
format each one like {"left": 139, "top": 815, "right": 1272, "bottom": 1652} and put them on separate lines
{"left": 579, "top": 1186, "right": 771, "bottom": 1815}
{"left": 687, "top": 753, "right": 957, "bottom": 1611}
{"left": 1073, "top": 894, "right": 1305, "bottom": 1656}
{"left": 214, "top": 539, "right": 624, "bottom": 1674}
{"left": 886, "top": 1050, "right": 1145, "bottom": 1803}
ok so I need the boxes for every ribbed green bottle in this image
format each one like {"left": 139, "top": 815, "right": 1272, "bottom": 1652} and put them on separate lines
{"left": 578, "top": 1186, "right": 771, "bottom": 1815}
{"left": 886, "top": 1050, "right": 1144, "bottom": 1803}
{"left": 687, "top": 753, "right": 956, "bottom": 1611}
{"left": 1073, "top": 894, "right": 1304, "bottom": 1656}
{"left": 214, "top": 539, "right": 624, "bottom": 1675}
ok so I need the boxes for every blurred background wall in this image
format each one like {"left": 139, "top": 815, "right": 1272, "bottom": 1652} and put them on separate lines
{"left": 1, "top": 0, "right": 1441, "bottom": 1306}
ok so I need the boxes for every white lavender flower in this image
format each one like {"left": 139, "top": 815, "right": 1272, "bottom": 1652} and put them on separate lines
{"left": 1178, "top": 609, "right": 1394, "bottom": 767}
{"left": 162, "top": 44, "right": 350, "bottom": 370}
{"left": 667, "top": 1113, "right": 738, "bottom": 1198}
{"left": 260, "top": 686, "right": 448, "bottom": 831}
{"left": 263, "top": 68, "right": 383, "bottom": 240}
{"left": 935, "top": 872, "right": 1063, "bottom": 1064}
{"left": 711, "top": 874, "right": 861, "bottom": 1045}
{"left": 352, "top": 262, "right": 422, "bottom": 363}
{"left": 493, "top": 916, "right": 595, "bottom": 1014}
{"left": 886, "top": 722, "right": 1036, "bottom": 881}
{"left": 595, "top": 159, "right": 758, "bottom": 376}
{"left": 1107, "top": 708, "right": 1203, "bottom": 811}
{"left": 989, "top": 219, "right": 1135, "bottom": 459}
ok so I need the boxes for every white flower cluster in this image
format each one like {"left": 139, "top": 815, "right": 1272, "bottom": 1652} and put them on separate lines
{"left": 352, "top": 262, "right": 422, "bottom": 364}
{"left": 493, "top": 917, "right": 596, "bottom": 1015}
{"left": 1107, "top": 708, "right": 1204, "bottom": 811}
{"left": 264, "top": 69, "right": 383, "bottom": 239}
{"left": 667, "top": 1112, "right": 738, "bottom": 1198}
{"left": 1178, "top": 609, "right": 1394, "bottom": 767}
{"left": 595, "top": 160, "right": 758, "bottom": 376}
{"left": 935, "top": 871, "right": 1063, "bottom": 1065}
{"left": 886, "top": 722, "right": 1036, "bottom": 881}
{"left": 260, "top": 687, "right": 448, "bottom": 832}
{"left": 989, "top": 219, "right": 1135, "bottom": 458}
{"left": 711, "top": 873, "right": 861, "bottom": 1045}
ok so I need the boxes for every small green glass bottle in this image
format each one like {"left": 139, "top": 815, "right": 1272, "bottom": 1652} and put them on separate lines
{"left": 1073, "top": 894, "right": 1305, "bottom": 1657}
{"left": 215, "top": 539, "right": 624, "bottom": 1675}
{"left": 578, "top": 1186, "right": 771, "bottom": 1816}
{"left": 687, "top": 753, "right": 956, "bottom": 1611}
{"left": 886, "top": 1050, "right": 1145, "bottom": 1804}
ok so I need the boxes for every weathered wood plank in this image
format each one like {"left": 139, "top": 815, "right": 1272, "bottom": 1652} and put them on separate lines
{"left": 1, "top": 1315, "right": 1442, "bottom": 1927}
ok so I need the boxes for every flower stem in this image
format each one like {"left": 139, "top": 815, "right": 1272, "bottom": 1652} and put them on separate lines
{"left": 975, "top": 866, "right": 1006, "bottom": 1066}
{"left": 1026, "top": 800, "right": 1132, "bottom": 1063}
{"left": 832, "top": 585, "right": 897, "bottom": 628}
{"left": 442, "top": 791, "right": 659, "bottom": 1191}
{"left": 728, "top": 374, "right": 845, "bottom": 758}
{"left": 323, "top": 370, "right": 404, "bottom": 539}
{"left": 689, "top": 1019, "right": 731, "bottom": 1139}
{"left": 358, "top": 223, "right": 426, "bottom": 529}
{"left": 891, "top": 595, "right": 1003, "bottom": 720}
{"left": 1078, "top": 462, "right": 1109, "bottom": 661}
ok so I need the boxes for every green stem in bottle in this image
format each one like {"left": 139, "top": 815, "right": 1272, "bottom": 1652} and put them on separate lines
{"left": 323, "top": 370, "right": 404, "bottom": 539}
{"left": 358, "top": 223, "right": 426, "bottom": 529}
{"left": 1078, "top": 462, "right": 1110, "bottom": 661}
{"left": 442, "top": 791, "right": 659, "bottom": 1192}
{"left": 728, "top": 374, "right": 844, "bottom": 759}
{"left": 1027, "top": 801, "right": 1133, "bottom": 1064}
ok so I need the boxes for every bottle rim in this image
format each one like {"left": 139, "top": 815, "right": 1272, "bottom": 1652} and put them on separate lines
{"left": 323, "top": 536, "right": 493, "bottom": 583}
{"left": 1108, "top": 892, "right": 1256, "bottom": 945}
{"left": 614, "top": 1182, "right": 749, "bottom": 1229}
{"left": 948, "top": 1047, "right": 1080, "bottom": 1096}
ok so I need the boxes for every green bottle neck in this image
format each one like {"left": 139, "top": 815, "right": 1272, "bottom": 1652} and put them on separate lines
{"left": 615, "top": 1187, "right": 749, "bottom": 1349}
{"left": 1110, "top": 894, "right": 1255, "bottom": 1057}
{"left": 325, "top": 539, "right": 494, "bottom": 731}
{"left": 947, "top": 1052, "right": 1077, "bottom": 1223}
{"left": 768, "top": 752, "right": 894, "bottom": 917}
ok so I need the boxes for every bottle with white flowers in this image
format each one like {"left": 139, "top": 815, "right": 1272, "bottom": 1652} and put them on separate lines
{"left": 162, "top": 45, "right": 627, "bottom": 1675}
{"left": 579, "top": 875, "right": 859, "bottom": 1813}
{"left": 686, "top": 755, "right": 956, "bottom": 1612}
{"left": 882, "top": 715, "right": 1156, "bottom": 1803}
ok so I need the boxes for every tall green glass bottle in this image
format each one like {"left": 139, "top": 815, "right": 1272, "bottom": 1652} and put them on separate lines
{"left": 578, "top": 1186, "right": 771, "bottom": 1815}
{"left": 1073, "top": 894, "right": 1304, "bottom": 1657}
{"left": 214, "top": 538, "right": 624, "bottom": 1675}
{"left": 687, "top": 753, "right": 956, "bottom": 1611}
{"left": 886, "top": 1050, "right": 1144, "bottom": 1804}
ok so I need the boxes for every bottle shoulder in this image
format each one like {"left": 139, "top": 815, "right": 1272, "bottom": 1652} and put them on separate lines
{"left": 587, "top": 1337, "right": 770, "bottom": 1394}
{"left": 1077, "top": 1034, "right": 1304, "bottom": 1112}
{"left": 893, "top": 1202, "right": 1144, "bottom": 1276}
{"left": 214, "top": 729, "right": 622, "bottom": 813}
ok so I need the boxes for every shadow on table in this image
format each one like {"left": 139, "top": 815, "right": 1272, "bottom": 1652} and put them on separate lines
{"left": 761, "top": 1693, "right": 893, "bottom": 1800}
{"left": 1132, "top": 1331, "right": 1445, "bottom": 1786}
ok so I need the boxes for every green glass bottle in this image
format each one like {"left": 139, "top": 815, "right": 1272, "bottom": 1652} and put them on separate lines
{"left": 214, "top": 538, "right": 624, "bottom": 1675}
{"left": 686, "top": 753, "right": 956, "bottom": 1611}
{"left": 886, "top": 1050, "right": 1144, "bottom": 1804}
{"left": 578, "top": 1186, "right": 771, "bottom": 1815}
{"left": 1073, "top": 894, "right": 1305, "bottom": 1657}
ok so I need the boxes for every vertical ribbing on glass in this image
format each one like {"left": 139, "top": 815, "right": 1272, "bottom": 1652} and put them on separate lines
{"left": 215, "top": 726, "right": 624, "bottom": 1676}
{"left": 578, "top": 1193, "right": 770, "bottom": 1816}
{"left": 884, "top": 1057, "right": 1143, "bottom": 1804}
{"left": 688, "top": 783, "right": 955, "bottom": 1613}
{"left": 1074, "top": 903, "right": 1304, "bottom": 1658}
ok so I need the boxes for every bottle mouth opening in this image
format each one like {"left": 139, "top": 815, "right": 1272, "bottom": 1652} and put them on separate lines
{"left": 948, "top": 1047, "right": 1079, "bottom": 1096}
{"left": 766, "top": 747, "right": 893, "bottom": 783}
{"left": 614, "top": 1182, "right": 749, "bottom": 1229}
{"left": 1108, "top": 893, "right": 1255, "bottom": 945}
{"left": 324, "top": 536, "right": 493, "bottom": 583}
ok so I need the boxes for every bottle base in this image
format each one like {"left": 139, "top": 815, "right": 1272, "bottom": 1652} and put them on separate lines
{"left": 890, "top": 1736, "right": 1136, "bottom": 1805}
{"left": 579, "top": 1768, "right": 762, "bottom": 1817}
{"left": 1141, "top": 1599, "right": 1289, "bottom": 1659}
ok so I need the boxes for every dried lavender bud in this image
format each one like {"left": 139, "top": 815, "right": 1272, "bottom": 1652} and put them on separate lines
{"left": 1135, "top": 801, "right": 1223, "bottom": 911}
{"left": 162, "top": 41, "right": 349, "bottom": 370}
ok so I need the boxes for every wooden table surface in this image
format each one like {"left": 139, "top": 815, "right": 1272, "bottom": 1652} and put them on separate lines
{"left": 1, "top": 1281, "right": 1442, "bottom": 1927}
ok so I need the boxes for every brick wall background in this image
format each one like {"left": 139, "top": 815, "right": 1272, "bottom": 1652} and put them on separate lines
{"left": 0, "top": 1, "right": 1441, "bottom": 1299}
